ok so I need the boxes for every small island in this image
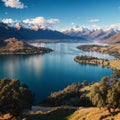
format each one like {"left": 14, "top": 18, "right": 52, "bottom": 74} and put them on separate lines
{"left": 0, "top": 38, "right": 53, "bottom": 55}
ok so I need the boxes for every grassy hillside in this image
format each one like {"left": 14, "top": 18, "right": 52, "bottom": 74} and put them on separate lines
{"left": 104, "top": 32, "right": 120, "bottom": 43}
{"left": 68, "top": 107, "right": 120, "bottom": 120}
{"left": 25, "top": 107, "right": 120, "bottom": 120}
{"left": 40, "top": 82, "right": 92, "bottom": 107}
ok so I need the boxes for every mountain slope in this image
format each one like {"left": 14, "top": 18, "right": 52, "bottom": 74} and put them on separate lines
{"left": 104, "top": 32, "right": 120, "bottom": 43}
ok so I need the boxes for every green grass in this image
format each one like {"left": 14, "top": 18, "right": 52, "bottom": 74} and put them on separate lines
{"left": 25, "top": 108, "right": 75, "bottom": 120}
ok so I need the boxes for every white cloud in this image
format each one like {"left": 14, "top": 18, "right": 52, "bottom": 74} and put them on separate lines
{"left": 23, "top": 17, "right": 60, "bottom": 29}
{"left": 1, "top": 0, "right": 25, "bottom": 9}
{"left": 2, "top": 18, "right": 15, "bottom": 24}
{"left": 1, "top": 17, "right": 60, "bottom": 30}
{"left": 89, "top": 19, "right": 100, "bottom": 23}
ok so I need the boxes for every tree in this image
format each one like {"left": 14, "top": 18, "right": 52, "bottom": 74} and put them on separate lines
{"left": 107, "top": 80, "right": 120, "bottom": 112}
{"left": 90, "top": 72, "right": 120, "bottom": 114}
{"left": 0, "top": 78, "right": 34, "bottom": 119}
{"left": 90, "top": 77, "right": 109, "bottom": 109}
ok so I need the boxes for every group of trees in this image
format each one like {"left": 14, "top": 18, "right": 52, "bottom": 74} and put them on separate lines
{"left": 41, "top": 81, "right": 92, "bottom": 107}
{"left": 41, "top": 70, "right": 120, "bottom": 115}
{"left": 75, "top": 55, "right": 99, "bottom": 61}
{"left": 75, "top": 55, "right": 109, "bottom": 66}
{"left": 0, "top": 78, "right": 34, "bottom": 119}
{"left": 90, "top": 70, "right": 120, "bottom": 114}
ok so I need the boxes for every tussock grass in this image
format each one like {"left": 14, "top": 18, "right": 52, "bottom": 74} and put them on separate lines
{"left": 67, "top": 107, "right": 120, "bottom": 120}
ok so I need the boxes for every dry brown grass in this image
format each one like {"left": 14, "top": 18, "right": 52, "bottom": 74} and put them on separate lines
{"left": 2, "top": 107, "right": 120, "bottom": 120}
{"left": 67, "top": 107, "right": 120, "bottom": 120}
{"left": 109, "top": 60, "right": 120, "bottom": 70}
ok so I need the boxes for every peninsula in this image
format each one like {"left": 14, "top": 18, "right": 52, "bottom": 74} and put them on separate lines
{"left": 75, "top": 44, "right": 120, "bottom": 70}
{"left": 77, "top": 44, "right": 120, "bottom": 59}
{"left": 0, "top": 38, "right": 53, "bottom": 55}
{"left": 74, "top": 56, "right": 120, "bottom": 70}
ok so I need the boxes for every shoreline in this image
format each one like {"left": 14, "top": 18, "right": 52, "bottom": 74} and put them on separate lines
{"left": 75, "top": 44, "right": 120, "bottom": 70}
{"left": 0, "top": 38, "right": 53, "bottom": 55}
{"left": 0, "top": 48, "right": 53, "bottom": 55}
{"left": 76, "top": 44, "right": 120, "bottom": 59}
{"left": 74, "top": 56, "right": 120, "bottom": 70}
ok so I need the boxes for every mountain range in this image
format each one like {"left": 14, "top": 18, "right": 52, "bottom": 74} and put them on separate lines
{"left": 64, "top": 26, "right": 120, "bottom": 42}
{"left": 0, "top": 22, "right": 82, "bottom": 41}
{"left": 0, "top": 22, "right": 120, "bottom": 43}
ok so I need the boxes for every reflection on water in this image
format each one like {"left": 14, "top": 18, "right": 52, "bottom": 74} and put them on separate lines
{"left": 0, "top": 42, "right": 114, "bottom": 103}
{"left": 35, "top": 42, "right": 114, "bottom": 60}
{"left": 25, "top": 55, "right": 43, "bottom": 79}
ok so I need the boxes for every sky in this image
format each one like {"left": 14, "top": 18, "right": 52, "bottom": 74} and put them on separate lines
{"left": 1, "top": 0, "right": 120, "bottom": 30}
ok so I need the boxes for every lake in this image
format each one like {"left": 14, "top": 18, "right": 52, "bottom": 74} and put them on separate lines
{"left": 0, "top": 42, "right": 114, "bottom": 103}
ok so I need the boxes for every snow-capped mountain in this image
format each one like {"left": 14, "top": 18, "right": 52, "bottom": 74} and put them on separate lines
{"left": 0, "top": 22, "right": 83, "bottom": 41}
{"left": 63, "top": 25, "right": 120, "bottom": 41}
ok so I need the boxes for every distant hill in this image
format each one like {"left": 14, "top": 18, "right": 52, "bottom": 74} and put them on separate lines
{"left": 0, "top": 22, "right": 83, "bottom": 41}
{"left": 1, "top": 38, "right": 30, "bottom": 51}
{"left": 104, "top": 32, "right": 120, "bottom": 43}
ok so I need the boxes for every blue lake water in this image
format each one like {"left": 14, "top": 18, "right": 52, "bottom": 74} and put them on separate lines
{"left": 0, "top": 42, "right": 114, "bottom": 103}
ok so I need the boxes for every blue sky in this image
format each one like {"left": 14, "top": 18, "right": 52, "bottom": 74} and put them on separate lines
{"left": 1, "top": 0, "right": 120, "bottom": 30}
